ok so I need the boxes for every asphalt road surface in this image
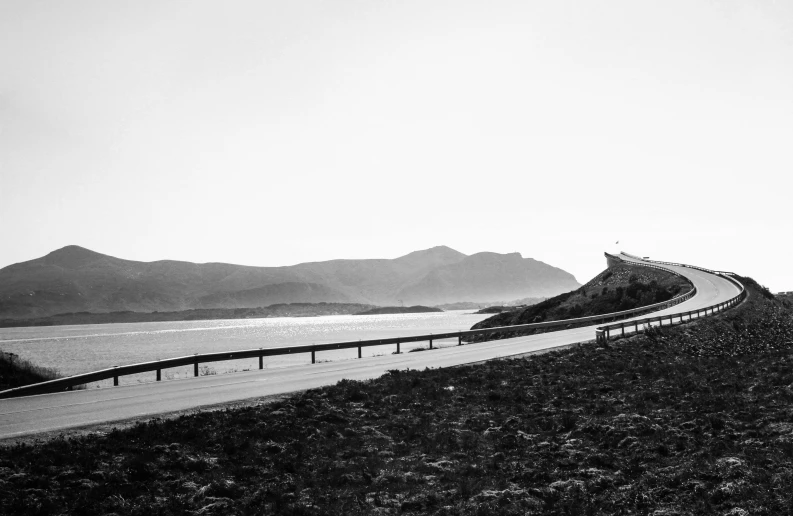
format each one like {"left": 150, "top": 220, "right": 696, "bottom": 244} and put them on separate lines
{"left": 0, "top": 254, "right": 741, "bottom": 440}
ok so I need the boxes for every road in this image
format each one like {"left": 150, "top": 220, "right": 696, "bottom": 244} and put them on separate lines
{"left": 0, "top": 254, "right": 741, "bottom": 440}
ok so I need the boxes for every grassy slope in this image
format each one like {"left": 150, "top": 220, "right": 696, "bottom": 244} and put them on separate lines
{"left": 470, "top": 263, "right": 690, "bottom": 339}
{"left": 3, "top": 279, "right": 793, "bottom": 514}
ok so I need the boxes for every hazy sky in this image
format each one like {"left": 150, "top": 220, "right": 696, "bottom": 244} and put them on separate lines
{"left": 1, "top": 1, "right": 791, "bottom": 290}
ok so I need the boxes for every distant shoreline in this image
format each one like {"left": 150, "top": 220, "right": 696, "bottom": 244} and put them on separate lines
{"left": 353, "top": 306, "right": 443, "bottom": 316}
{"left": 0, "top": 303, "right": 378, "bottom": 329}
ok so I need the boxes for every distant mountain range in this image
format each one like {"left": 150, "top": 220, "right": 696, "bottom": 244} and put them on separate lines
{"left": 0, "top": 245, "right": 581, "bottom": 319}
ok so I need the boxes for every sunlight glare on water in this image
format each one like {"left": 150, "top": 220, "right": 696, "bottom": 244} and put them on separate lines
{"left": 0, "top": 311, "right": 492, "bottom": 387}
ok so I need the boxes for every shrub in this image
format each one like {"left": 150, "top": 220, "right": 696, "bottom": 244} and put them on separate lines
{"left": 0, "top": 352, "right": 63, "bottom": 390}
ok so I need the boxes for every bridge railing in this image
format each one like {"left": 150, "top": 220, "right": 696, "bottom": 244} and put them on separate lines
{"left": 0, "top": 283, "right": 697, "bottom": 399}
{"left": 595, "top": 255, "right": 747, "bottom": 344}
{"left": 618, "top": 251, "right": 738, "bottom": 277}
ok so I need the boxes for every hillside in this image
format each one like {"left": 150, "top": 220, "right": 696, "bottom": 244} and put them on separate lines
{"left": 4, "top": 275, "right": 793, "bottom": 514}
{"left": 0, "top": 245, "right": 580, "bottom": 319}
{"left": 396, "top": 252, "right": 579, "bottom": 305}
{"left": 471, "top": 262, "right": 690, "bottom": 337}
{"left": 195, "top": 283, "right": 354, "bottom": 308}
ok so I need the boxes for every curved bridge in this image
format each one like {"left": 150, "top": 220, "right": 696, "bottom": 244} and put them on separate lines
{"left": 0, "top": 253, "right": 744, "bottom": 439}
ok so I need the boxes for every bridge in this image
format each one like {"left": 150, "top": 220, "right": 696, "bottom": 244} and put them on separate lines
{"left": 0, "top": 253, "right": 744, "bottom": 440}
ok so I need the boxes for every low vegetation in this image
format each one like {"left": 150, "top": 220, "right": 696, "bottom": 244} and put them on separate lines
{"left": 0, "top": 352, "right": 60, "bottom": 391}
{"left": 2, "top": 276, "right": 792, "bottom": 515}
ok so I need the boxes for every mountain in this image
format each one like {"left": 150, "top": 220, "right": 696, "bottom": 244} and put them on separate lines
{"left": 195, "top": 283, "right": 353, "bottom": 309}
{"left": 396, "top": 252, "right": 581, "bottom": 305}
{"left": 0, "top": 245, "right": 580, "bottom": 318}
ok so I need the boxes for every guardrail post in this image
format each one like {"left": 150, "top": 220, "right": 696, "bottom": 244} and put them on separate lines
{"left": 606, "top": 328, "right": 610, "bottom": 340}
{"left": 621, "top": 323, "right": 625, "bottom": 337}
{"left": 194, "top": 355, "right": 199, "bottom": 377}
{"left": 396, "top": 342, "right": 400, "bottom": 354}
{"left": 113, "top": 366, "right": 118, "bottom": 387}
{"left": 311, "top": 349, "right": 316, "bottom": 364}
{"left": 429, "top": 337, "right": 433, "bottom": 350}
{"left": 156, "top": 367, "right": 161, "bottom": 382}
{"left": 458, "top": 335, "right": 462, "bottom": 346}
{"left": 259, "top": 349, "right": 263, "bottom": 370}
{"left": 358, "top": 345, "right": 362, "bottom": 358}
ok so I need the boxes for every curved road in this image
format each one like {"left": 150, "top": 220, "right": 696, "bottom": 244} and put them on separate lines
{"left": 0, "top": 253, "right": 741, "bottom": 440}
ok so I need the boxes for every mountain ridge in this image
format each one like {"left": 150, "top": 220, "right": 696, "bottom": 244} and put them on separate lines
{"left": 0, "top": 245, "right": 580, "bottom": 318}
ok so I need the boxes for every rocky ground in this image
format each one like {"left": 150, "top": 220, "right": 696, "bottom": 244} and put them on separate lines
{"left": 1, "top": 277, "right": 792, "bottom": 515}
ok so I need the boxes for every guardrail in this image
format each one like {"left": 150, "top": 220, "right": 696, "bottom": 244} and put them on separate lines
{"left": 619, "top": 251, "right": 737, "bottom": 277}
{"left": 0, "top": 270, "right": 697, "bottom": 399}
{"left": 604, "top": 251, "right": 707, "bottom": 277}
{"left": 595, "top": 254, "right": 747, "bottom": 344}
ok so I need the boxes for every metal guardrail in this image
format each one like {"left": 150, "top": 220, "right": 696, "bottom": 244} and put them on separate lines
{"left": 0, "top": 265, "right": 697, "bottom": 398}
{"left": 595, "top": 254, "right": 747, "bottom": 344}
{"left": 619, "top": 251, "right": 737, "bottom": 277}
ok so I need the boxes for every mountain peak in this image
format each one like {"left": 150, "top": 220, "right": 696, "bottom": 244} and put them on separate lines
{"left": 394, "top": 246, "right": 467, "bottom": 270}
{"left": 396, "top": 245, "right": 466, "bottom": 261}
{"left": 43, "top": 245, "right": 108, "bottom": 268}
{"left": 465, "top": 251, "right": 523, "bottom": 262}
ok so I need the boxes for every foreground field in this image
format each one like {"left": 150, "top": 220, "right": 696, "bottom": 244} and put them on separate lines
{"left": 1, "top": 278, "right": 792, "bottom": 515}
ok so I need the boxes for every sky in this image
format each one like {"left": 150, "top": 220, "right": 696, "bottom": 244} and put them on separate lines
{"left": 1, "top": 0, "right": 791, "bottom": 291}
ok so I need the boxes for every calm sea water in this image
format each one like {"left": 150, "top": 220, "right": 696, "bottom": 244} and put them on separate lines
{"left": 0, "top": 311, "right": 491, "bottom": 387}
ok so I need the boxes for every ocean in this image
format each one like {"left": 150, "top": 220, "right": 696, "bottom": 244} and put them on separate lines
{"left": 0, "top": 310, "right": 492, "bottom": 387}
